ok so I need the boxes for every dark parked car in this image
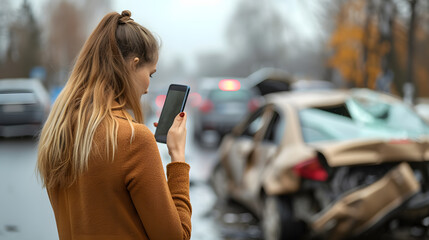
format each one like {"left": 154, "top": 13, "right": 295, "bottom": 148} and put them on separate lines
{"left": 0, "top": 79, "right": 50, "bottom": 137}
{"left": 193, "top": 77, "right": 260, "bottom": 145}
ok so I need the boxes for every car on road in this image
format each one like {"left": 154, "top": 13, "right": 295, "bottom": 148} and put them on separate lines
{"left": 247, "top": 68, "right": 337, "bottom": 94}
{"left": 0, "top": 78, "right": 50, "bottom": 137}
{"left": 211, "top": 89, "right": 429, "bottom": 240}
{"left": 247, "top": 67, "right": 295, "bottom": 96}
{"left": 193, "top": 77, "right": 260, "bottom": 146}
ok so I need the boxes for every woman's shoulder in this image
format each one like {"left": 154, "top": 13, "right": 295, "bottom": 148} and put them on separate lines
{"left": 113, "top": 116, "right": 160, "bottom": 166}
{"left": 115, "top": 115, "right": 154, "bottom": 142}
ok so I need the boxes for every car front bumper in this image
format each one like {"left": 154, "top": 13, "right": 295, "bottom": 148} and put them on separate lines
{"left": 0, "top": 124, "right": 43, "bottom": 137}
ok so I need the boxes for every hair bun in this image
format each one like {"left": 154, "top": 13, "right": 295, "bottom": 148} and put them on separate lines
{"left": 119, "top": 10, "right": 133, "bottom": 24}
{"left": 121, "top": 10, "right": 131, "bottom": 18}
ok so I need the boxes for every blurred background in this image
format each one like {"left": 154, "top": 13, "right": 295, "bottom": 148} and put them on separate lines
{"left": 2, "top": 0, "right": 429, "bottom": 239}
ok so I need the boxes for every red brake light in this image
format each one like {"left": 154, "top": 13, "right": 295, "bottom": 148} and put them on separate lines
{"left": 156, "top": 95, "right": 166, "bottom": 108}
{"left": 293, "top": 157, "right": 328, "bottom": 181}
{"left": 189, "top": 92, "right": 202, "bottom": 108}
{"left": 200, "top": 100, "right": 213, "bottom": 113}
{"left": 219, "top": 79, "right": 241, "bottom": 91}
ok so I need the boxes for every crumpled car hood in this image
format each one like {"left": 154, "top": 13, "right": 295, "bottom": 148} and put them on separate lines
{"left": 310, "top": 138, "right": 429, "bottom": 167}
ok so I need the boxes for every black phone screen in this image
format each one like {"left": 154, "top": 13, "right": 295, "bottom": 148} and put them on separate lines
{"left": 155, "top": 85, "right": 189, "bottom": 143}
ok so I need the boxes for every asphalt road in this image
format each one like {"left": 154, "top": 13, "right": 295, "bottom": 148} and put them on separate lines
{"left": 0, "top": 115, "right": 261, "bottom": 240}
{"left": 0, "top": 137, "right": 57, "bottom": 240}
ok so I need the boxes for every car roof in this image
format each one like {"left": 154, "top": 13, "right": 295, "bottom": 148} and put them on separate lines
{"left": 247, "top": 68, "right": 295, "bottom": 96}
{"left": 0, "top": 78, "right": 50, "bottom": 105}
{"left": 0, "top": 78, "right": 44, "bottom": 90}
{"left": 265, "top": 89, "right": 402, "bottom": 109}
{"left": 197, "top": 77, "right": 249, "bottom": 91}
{"left": 247, "top": 67, "right": 293, "bottom": 85}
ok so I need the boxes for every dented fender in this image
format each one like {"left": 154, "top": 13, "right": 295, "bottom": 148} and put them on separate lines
{"left": 262, "top": 145, "right": 315, "bottom": 195}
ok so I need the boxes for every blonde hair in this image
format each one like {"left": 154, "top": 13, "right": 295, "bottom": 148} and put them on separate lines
{"left": 37, "top": 10, "right": 159, "bottom": 188}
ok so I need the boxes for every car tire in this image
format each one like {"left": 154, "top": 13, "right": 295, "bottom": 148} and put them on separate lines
{"left": 262, "top": 195, "right": 307, "bottom": 240}
{"left": 210, "top": 162, "right": 229, "bottom": 204}
{"left": 193, "top": 128, "right": 201, "bottom": 143}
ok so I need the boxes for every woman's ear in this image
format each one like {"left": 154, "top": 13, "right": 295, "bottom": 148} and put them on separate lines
{"left": 129, "top": 57, "right": 140, "bottom": 70}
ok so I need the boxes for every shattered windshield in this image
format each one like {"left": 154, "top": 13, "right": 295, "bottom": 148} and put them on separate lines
{"left": 299, "top": 90, "right": 429, "bottom": 143}
{"left": 347, "top": 89, "right": 429, "bottom": 135}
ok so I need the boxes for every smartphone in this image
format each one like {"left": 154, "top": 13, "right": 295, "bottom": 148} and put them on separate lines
{"left": 154, "top": 84, "right": 190, "bottom": 143}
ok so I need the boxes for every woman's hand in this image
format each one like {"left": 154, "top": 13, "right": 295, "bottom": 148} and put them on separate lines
{"left": 154, "top": 112, "right": 187, "bottom": 163}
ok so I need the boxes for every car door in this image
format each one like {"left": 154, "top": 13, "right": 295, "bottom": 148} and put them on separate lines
{"left": 223, "top": 107, "right": 270, "bottom": 190}
{"left": 241, "top": 106, "right": 284, "bottom": 208}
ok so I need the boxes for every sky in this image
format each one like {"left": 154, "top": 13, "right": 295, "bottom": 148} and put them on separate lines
{"left": 7, "top": 0, "right": 327, "bottom": 73}
{"left": 111, "top": 0, "right": 329, "bottom": 72}
{"left": 112, "top": 0, "right": 237, "bottom": 72}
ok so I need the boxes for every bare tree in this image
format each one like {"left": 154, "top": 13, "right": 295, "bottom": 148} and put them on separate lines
{"left": 195, "top": 0, "right": 341, "bottom": 80}
{"left": 0, "top": 0, "right": 41, "bottom": 78}
{"left": 328, "top": 0, "right": 429, "bottom": 97}
{"left": 0, "top": 0, "right": 12, "bottom": 62}
{"left": 196, "top": 52, "right": 227, "bottom": 77}
{"left": 224, "top": 0, "right": 288, "bottom": 77}
{"left": 43, "top": 0, "right": 85, "bottom": 86}
{"left": 42, "top": 0, "right": 111, "bottom": 87}
{"left": 404, "top": 0, "right": 418, "bottom": 103}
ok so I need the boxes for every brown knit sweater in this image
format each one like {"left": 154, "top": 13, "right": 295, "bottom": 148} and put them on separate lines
{"left": 47, "top": 108, "right": 192, "bottom": 240}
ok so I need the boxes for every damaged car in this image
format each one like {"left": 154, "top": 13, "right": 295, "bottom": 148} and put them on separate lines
{"left": 211, "top": 89, "right": 429, "bottom": 240}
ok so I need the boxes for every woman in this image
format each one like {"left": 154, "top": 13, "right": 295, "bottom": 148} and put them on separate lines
{"left": 37, "top": 10, "right": 191, "bottom": 240}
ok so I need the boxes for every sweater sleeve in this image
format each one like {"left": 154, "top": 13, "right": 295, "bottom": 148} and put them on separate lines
{"left": 124, "top": 124, "right": 192, "bottom": 240}
{"left": 167, "top": 162, "right": 192, "bottom": 238}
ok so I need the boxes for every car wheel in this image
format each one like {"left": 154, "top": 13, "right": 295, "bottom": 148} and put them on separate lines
{"left": 262, "top": 195, "right": 307, "bottom": 240}
{"left": 193, "top": 128, "right": 201, "bottom": 143}
{"left": 210, "top": 162, "right": 229, "bottom": 203}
